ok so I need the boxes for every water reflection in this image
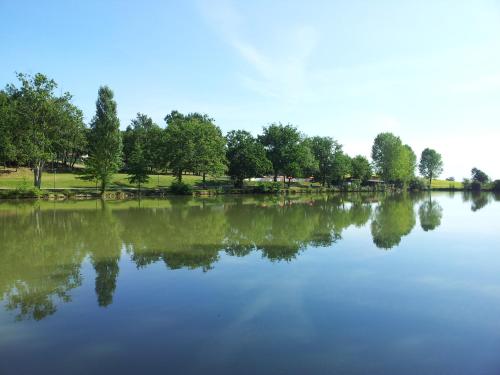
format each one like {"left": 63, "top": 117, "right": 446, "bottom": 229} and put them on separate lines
{"left": 0, "top": 192, "right": 494, "bottom": 320}
{"left": 418, "top": 195, "right": 443, "bottom": 231}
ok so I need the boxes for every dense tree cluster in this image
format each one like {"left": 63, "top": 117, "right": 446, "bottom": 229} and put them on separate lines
{"left": 0, "top": 72, "right": 457, "bottom": 192}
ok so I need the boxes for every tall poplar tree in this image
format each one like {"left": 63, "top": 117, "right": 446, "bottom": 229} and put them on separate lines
{"left": 85, "top": 86, "right": 122, "bottom": 194}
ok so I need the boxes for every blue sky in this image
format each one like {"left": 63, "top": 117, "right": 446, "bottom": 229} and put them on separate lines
{"left": 1, "top": 0, "right": 500, "bottom": 179}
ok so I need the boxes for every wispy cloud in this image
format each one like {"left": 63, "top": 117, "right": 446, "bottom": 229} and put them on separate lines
{"left": 198, "top": 0, "right": 319, "bottom": 103}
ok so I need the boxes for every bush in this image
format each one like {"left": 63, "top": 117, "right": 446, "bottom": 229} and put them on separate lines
{"left": 492, "top": 180, "right": 500, "bottom": 192}
{"left": 409, "top": 178, "right": 427, "bottom": 191}
{"left": 253, "top": 181, "right": 282, "bottom": 194}
{"left": 462, "top": 178, "right": 471, "bottom": 190}
{"left": 169, "top": 181, "right": 193, "bottom": 195}
{"left": 471, "top": 181, "right": 482, "bottom": 191}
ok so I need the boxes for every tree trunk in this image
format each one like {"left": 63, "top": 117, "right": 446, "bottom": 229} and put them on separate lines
{"left": 100, "top": 179, "right": 106, "bottom": 195}
{"left": 33, "top": 161, "right": 44, "bottom": 189}
{"left": 273, "top": 172, "right": 278, "bottom": 182}
{"left": 288, "top": 177, "right": 292, "bottom": 187}
{"left": 283, "top": 175, "right": 286, "bottom": 188}
{"left": 177, "top": 170, "right": 182, "bottom": 182}
{"left": 203, "top": 173, "right": 206, "bottom": 189}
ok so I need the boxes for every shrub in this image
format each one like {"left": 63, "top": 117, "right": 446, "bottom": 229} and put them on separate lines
{"left": 253, "top": 181, "right": 282, "bottom": 194}
{"left": 492, "top": 180, "right": 500, "bottom": 192}
{"left": 471, "top": 181, "right": 482, "bottom": 191}
{"left": 170, "top": 181, "right": 193, "bottom": 195}
{"left": 409, "top": 178, "right": 427, "bottom": 191}
{"left": 462, "top": 178, "right": 471, "bottom": 190}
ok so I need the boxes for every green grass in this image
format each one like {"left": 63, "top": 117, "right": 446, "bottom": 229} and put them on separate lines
{"left": 430, "top": 179, "right": 463, "bottom": 189}
{"left": 0, "top": 168, "right": 227, "bottom": 189}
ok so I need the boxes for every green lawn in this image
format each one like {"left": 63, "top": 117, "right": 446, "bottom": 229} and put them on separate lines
{"left": 0, "top": 168, "right": 226, "bottom": 189}
{"left": 430, "top": 179, "right": 463, "bottom": 189}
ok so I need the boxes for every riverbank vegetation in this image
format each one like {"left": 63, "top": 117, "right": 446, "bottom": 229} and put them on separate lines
{"left": 1, "top": 72, "right": 498, "bottom": 196}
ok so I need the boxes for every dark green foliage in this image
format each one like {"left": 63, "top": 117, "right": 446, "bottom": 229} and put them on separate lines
{"left": 259, "top": 123, "right": 316, "bottom": 185}
{"left": 2, "top": 73, "right": 86, "bottom": 187}
{"left": 226, "top": 130, "right": 272, "bottom": 187}
{"left": 85, "top": 86, "right": 122, "bottom": 194}
{"left": 330, "top": 150, "right": 351, "bottom": 186}
{"left": 350, "top": 155, "right": 372, "bottom": 183}
{"left": 471, "top": 168, "right": 489, "bottom": 184}
{"left": 127, "top": 142, "right": 149, "bottom": 189}
{"left": 306, "top": 136, "right": 338, "bottom": 186}
{"left": 409, "top": 177, "right": 427, "bottom": 191}
{"left": 164, "top": 111, "right": 226, "bottom": 183}
{"left": 169, "top": 181, "right": 192, "bottom": 195}
{"left": 471, "top": 181, "right": 482, "bottom": 191}
{"left": 253, "top": 181, "right": 282, "bottom": 193}
{"left": 371, "top": 133, "right": 415, "bottom": 185}
{"left": 492, "top": 180, "right": 500, "bottom": 192}
{"left": 419, "top": 148, "right": 443, "bottom": 186}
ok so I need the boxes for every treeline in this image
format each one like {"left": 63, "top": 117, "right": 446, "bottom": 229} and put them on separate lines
{"left": 2, "top": 72, "right": 492, "bottom": 193}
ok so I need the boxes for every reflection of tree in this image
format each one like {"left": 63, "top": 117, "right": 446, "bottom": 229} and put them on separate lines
{"left": 371, "top": 194, "right": 416, "bottom": 249}
{"left": 117, "top": 200, "right": 226, "bottom": 272}
{"left": 0, "top": 206, "right": 85, "bottom": 320}
{"left": 0, "top": 193, "right": 430, "bottom": 321}
{"left": 85, "top": 201, "right": 122, "bottom": 307}
{"left": 470, "top": 192, "right": 490, "bottom": 212}
{"left": 418, "top": 196, "right": 443, "bottom": 231}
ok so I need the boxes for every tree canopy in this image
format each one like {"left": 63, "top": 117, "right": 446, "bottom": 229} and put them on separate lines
{"left": 419, "top": 148, "right": 443, "bottom": 185}
{"left": 85, "top": 86, "right": 122, "bottom": 194}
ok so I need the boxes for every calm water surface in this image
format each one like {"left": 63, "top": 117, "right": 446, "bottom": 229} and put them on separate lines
{"left": 1, "top": 192, "right": 500, "bottom": 374}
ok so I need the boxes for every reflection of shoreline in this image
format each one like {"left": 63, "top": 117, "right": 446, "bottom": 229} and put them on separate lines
{"left": 0, "top": 193, "right": 492, "bottom": 320}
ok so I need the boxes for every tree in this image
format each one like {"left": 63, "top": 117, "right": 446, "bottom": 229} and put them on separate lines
{"left": 471, "top": 168, "right": 489, "bottom": 184}
{"left": 0, "top": 91, "right": 16, "bottom": 168}
{"left": 350, "top": 155, "right": 372, "bottom": 183}
{"left": 419, "top": 148, "right": 443, "bottom": 186}
{"left": 226, "top": 130, "right": 272, "bottom": 187}
{"left": 371, "top": 133, "right": 415, "bottom": 186}
{"left": 192, "top": 118, "right": 227, "bottom": 187}
{"left": 163, "top": 111, "right": 226, "bottom": 184}
{"left": 85, "top": 86, "right": 122, "bottom": 194}
{"left": 127, "top": 142, "right": 149, "bottom": 192}
{"left": 123, "top": 113, "right": 163, "bottom": 172}
{"left": 259, "top": 123, "right": 312, "bottom": 186}
{"left": 306, "top": 136, "right": 338, "bottom": 186}
{"left": 4, "top": 73, "right": 74, "bottom": 187}
{"left": 330, "top": 149, "right": 351, "bottom": 186}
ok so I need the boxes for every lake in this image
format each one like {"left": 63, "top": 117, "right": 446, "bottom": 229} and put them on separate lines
{"left": 1, "top": 192, "right": 500, "bottom": 374}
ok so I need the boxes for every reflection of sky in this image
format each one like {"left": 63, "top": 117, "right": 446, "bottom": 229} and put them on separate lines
{"left": 1, "top": 194, "right": 500, "bottom": 374}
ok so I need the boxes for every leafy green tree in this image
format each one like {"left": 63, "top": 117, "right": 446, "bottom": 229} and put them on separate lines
{"left": 85, "top": 86, "right": 122, "bottom": 194}
{"left": 127, "top": 142, "right": 149, "bottom": 192}
{"left": 419, "top": 148, "right": 443, "bottom": 186}
{"left": 330, "top": 149, "right": 351, "bottom": 186}
{"left": 471, "top": 167, "right": 489, "bottom": 184}
{"left": 4, "top": 73, "right": 73, "bottom": 187}
{"left": 163, "top": 111, "right": 226, "bottom": 184}
{"left": 226, "top": 130, "right": 272, "bottom": 187}
{"left": 259, "top": 123, "right": 312, "bottom": 185}
{"left": 371, "top": 133, "right": 415, "bottom": 185}
{"left": 306, "top": 136, "right": 338, "bottom": 186}
{"left": 350, "top": 155, "right": 372, "bottom": 183}
{"left": 0, "top": 91, "right": 16, "bottom": 168}
{"left": 163, "top": 111, "right": 195, "bottom": 182}
{"left": 283, "top": 140, "right": 317, "bottom": 187}
{"left": 123, "top": 113, "right": 163, "bottom": 172}
{"left": 192, "top": 118, "right": 227, "bottom": 187}
{"left": 418, "top": 197, "right": 443, "bottom": 231}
